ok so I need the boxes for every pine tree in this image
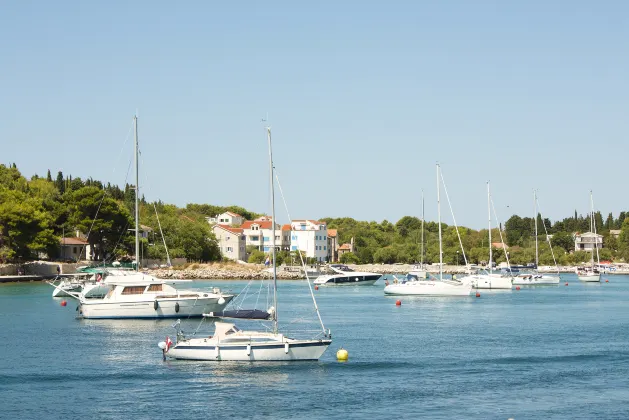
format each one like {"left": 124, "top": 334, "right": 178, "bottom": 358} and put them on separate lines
{"left": 55, "top": 171, "right": 65, "bottom": 193}
{"left": 46, "top": 169, "right": 52, "bottom": 182}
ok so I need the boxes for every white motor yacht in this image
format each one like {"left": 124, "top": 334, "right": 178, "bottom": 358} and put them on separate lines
{"left": 314, "top": 264, "right": 382, "bottom": 286}
{"left": 512, "top": 272, "right": 560, "bottom": 285}
{"left": 77, "top": 272, "right": 233, "bottom": 319}
{"left": 384, "top": 276, "right": 472, "bottom": 296}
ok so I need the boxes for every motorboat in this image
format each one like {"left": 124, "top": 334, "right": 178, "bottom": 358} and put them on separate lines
{"left": 576, "top": 267, "right": 601, "bottom": 282}
{"left": 314, "top": 264, "right": 382, "bottom": 286}
{"left": 76, "top": 272, "right": 233, "bottom": 319}
{"left": 160, "top": 126, "right": 332, "bottom": 361}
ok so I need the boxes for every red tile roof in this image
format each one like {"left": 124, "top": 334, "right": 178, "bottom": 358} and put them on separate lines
{"left": 281, "top": 224, "right": 291, "bottom": 231}
{"left": 491, "top": 242, "right": 507, "bottom": 249}
{"left": 214, "top": 224, "right": 243, "bottom": 234}
{"left": 60, "top": 238, "right": 89, "bottom": 245}
{"left": 328, "top": 229, "right": 338, "bottom": 237}
{"left": 241, "top": 220, "right": 274, "bottom": 230}
{"left": 292, "top": 219, "right": 325, "bottom": 226}
{"left": 339, "top": 243, "right": 352, "bottom": 250}
{"left": 225, "top": 211, "right": 241, "bottom": 218}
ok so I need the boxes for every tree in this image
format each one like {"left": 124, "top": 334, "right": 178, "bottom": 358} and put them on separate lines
{"left": 46, "top": 170, "right": 52, "bottom": 182}
{"left": 550, "top": 231, "right": 573, "bottom": 252}
{"left": 55, "top": 171, "right": 65, "bottom": 194}
{"left": 395, "top": 216, "right": 422, "bottom": 237}
{"left": 339, "top": 252, "right": 360, "bottom": 264}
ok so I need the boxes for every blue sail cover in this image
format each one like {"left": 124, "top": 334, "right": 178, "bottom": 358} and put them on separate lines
{"left": 208, "top": 309, "right": 271, "bottom": 320}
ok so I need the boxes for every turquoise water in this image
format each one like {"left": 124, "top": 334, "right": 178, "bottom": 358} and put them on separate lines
{"left": 1, "top": 275, "right": 629, "bottom": 419}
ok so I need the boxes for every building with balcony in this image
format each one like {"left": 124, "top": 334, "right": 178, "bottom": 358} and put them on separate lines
{"left": 290, "top": 220, "right": 328, "bottom": 262}
{"left": 574, "top": 232, "right": 603, "bottom": 252}
{"left": 212, "top": 224, "right": 247, "bottom": 261}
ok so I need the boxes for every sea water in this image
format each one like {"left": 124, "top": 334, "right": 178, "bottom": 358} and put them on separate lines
{"left": 1, "top": 275, "right": 629, "bottom": 419}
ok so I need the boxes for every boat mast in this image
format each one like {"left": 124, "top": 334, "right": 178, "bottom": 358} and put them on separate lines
{"left": 134, "top": 114, "right": 140, "bottom": 272}
{"left": 421, "top": 189, "right": 424, "bottom": 268}
{"left": 488, "top": 181, "right": 492, "bottom": 275}
{"left": 266, "top": 126, "right": 278, "bottom": 334}
{"left": 590, "top": 190, "right": 600, "bottom": 269}
{"left": 534, "top": 189, "right": 539, "bottom": 268}
{"left": 437, "top": 164, "right": 443, "bottom": 281}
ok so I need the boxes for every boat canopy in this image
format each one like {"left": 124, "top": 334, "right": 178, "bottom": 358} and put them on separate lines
{"left": 205, "top": 309, "right": 272, "bottom": 320}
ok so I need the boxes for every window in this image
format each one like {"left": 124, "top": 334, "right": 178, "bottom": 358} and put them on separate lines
{"left": 324, "top": 236, "right": 327, "bottom": 240}
{"left": 73, "top": 247, "right": 78, "bottom": 253}
{"left": 251, "top": 236, "right": 259, "bottom": 241}
{"left": 284, "top": 236, "right": 288, "bottom": 242}
{"left": 240, "top": 236, "right": 245, "bottom": 241}
{"left": 275, "top": 236, "right": 280, "bottom": 241}
{"left": 122, "top": 286, "right": 145, "bottom": 295}
{"left": 291, "top": 246, "right": 298, "bottom": 251}
{"left": 226, "top": 247, "right": 233, "bottom": 252}
{"left": 291, "top": 235, "right": 296, "bottom": 240}
{"left": 263, "top": 246, "right": 270, "bottom": 252}
{"left": 300, "top": 224, "right": 306, "bottom": 230}
{"left": 147, "top": 284, "right": 163, "bottom": 292}
{"left": 226, "top": 236, "right": 230, "bottom": 241}
{"left": 263, "top": 236, "right": 270, "bottom": 242}
{"left": 324, "top": 246, "right": 327, "bottom": 251}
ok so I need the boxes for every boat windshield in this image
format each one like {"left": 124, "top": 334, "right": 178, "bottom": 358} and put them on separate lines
{"left": 331, "top": 264, "right": 353, "bottom": 272}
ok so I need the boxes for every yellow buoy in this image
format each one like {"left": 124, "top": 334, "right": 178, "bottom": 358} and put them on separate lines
{"left": 336, "top": 347, "right": 349, "bottom": 362}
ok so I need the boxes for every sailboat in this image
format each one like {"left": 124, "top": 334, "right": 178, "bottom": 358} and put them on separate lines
{"left": 576, "top": 191, "right": 601, "bottom": 282}
{"left": 459, "top": 182, "right": 512, "bottom": 289}
{"left": 73, "top": 115, "right": 233, "bottom": 319}
{"left": 408, "top": 191, "right": 427, "bottom": 279}
{"left": 383, "top": 164, "right": 472, "bottom": 296}
{"left": 159, "top": 126, "right": 332, "bottom": 361}
{"left": 512, "top": 190, "right": 560, "bottom": 286}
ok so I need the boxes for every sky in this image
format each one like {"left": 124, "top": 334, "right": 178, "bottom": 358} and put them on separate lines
{"left": 1, "top": 1, "right": 627, "bottom": 229}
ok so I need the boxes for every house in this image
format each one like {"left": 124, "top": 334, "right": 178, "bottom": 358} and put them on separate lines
{"left": 574, "top": 232, "right": 603, "bottom": 251}
{"left": 212, "top": 225, "right": 247, "bottom": 261}
{"left": 491, "top": 242, "right": 508, "bottom": 249}
{"left": 241, "top": 220, "right": 288, "bottom": 252}
{"left": 610, "top": 230, "right": 622, "bottom": 238}
{"left": 290, "top": 220, "right": 329, "bottom": 262}
{"left": 59, "top": 237, "right": 90, "bottom": 261}
{"left": 337, "top": 243, "right": 353, "bottom": 259}
{"left": 206, "top": 211, "right": 245, "bottom": 227}
{"left": 327, "top": 229, "right": 339, "bottom": 262}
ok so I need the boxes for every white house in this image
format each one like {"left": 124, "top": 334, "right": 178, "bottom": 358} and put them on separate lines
{"left": 241, "top": 220, "right": 289, "bottom": 252}
{"left": 206, "top": 211, "right": 245, "bottom": 227}
{"left": 212, "top": 224, "right": 247, "bottom": 261}
{"left": 574, "top": 232, "right": 603, "bottom": 252}
{"left": 59, "top": 237, "right": 91, "bottom": 261}
{"left": 290, "top": 220, "right": 328, "bottom": 262}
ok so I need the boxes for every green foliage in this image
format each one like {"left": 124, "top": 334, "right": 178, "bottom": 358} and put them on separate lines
{"left": 248, "top": 249, "right": 266, "bottom": 264}
{"left": 339, "top": 252, "right": 360, "bottom": 264}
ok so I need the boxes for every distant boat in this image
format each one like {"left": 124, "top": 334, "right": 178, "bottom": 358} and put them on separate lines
{"left": 384, "top": 164, "right": 472, "bottom": 297}
{"left": 314, "top": 264, "right": 382, "bottom": 286}
{"left": 576, "top": 191, "right": 601, "bottom": 283}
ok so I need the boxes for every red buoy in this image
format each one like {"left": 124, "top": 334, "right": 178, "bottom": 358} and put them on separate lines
{"left": 605, "top": 279, "right": 609, "bottom": 283}
{"left": 515, "top": 286, "right": 520, "bottom": 291}
{"left": 395, "top": 300, "right": 402, "bottom": 306}
{"left": 314, "top": 285, "right": 319, "bottom": 291}
{"left": 565, "top": 282, "right": 569, "bottom": 286}
{"left": 475, "top": 292, "right": 481, "bottom": 298}
{"left": 61, "top": 300, "right": 67, "bottom": 307}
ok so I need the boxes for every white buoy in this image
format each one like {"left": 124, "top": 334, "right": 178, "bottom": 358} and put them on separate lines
{"left": 157, "top": 341, "right": 166, "bottom": 350}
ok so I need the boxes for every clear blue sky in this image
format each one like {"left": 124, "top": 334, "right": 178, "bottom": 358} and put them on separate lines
{"left": 1, "top": 1, "right": 627, "bottom": 229}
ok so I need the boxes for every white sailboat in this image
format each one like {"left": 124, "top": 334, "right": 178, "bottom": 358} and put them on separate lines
{"left": 74, "top": 115, "right": 233, "bottom": 318}
{"left": 576, "top": 191, "right": 601, "bottom": 282}
{"left": 512, "top": 190, "right": 560, "bottom": 286}
{"left": 384, "top": 164, "right": 472, "bottom": 297}
{"left": 160, "top": 126, "right": 332, "bottom": 361}
{"left": 460, "top": 182, "right": 512, "bottom": 289}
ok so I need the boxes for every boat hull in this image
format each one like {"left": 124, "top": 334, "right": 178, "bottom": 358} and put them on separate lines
{"left": 383, "top": 280, "right": 471, "bottom": 296}
{"left": 79, "top": 296, "right": 233, "bottom": 319}
{"left": 460, "top": 275, "right": 512, "bottom": 289}
{"left": 314, "top": 274, "right": 381, "bottom": 286}
{"left": 577, "top": 274, "right": 601, "bottom": 282}
{"left": 166, "top": 339, "right": 332, "bottom": 361}
{"left": 512, "top": 275, "right": 560, "bottom": 285}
